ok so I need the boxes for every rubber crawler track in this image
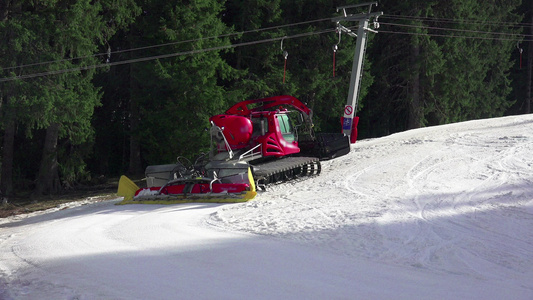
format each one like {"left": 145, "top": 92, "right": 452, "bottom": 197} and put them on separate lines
{"left": 251, "top": 157, "right": 321, "bottom": 190}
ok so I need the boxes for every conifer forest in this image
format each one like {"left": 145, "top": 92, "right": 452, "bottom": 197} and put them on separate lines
{"left": 0, "top": 0, "right": 531, "bottom": 198}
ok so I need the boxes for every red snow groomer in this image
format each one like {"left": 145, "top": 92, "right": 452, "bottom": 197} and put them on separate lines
{"left": 117, "top": 95, "right": 351, "bottom": 204}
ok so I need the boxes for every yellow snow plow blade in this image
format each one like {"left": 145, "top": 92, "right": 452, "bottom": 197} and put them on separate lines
{"left": 116, "top": 168, "right": 257, "bottom": 205}
{"left": 117, "top": 175, "right": 139, "bottom": 202}
{"left": 117, "top": 190, "right": 257, "bottom": 205}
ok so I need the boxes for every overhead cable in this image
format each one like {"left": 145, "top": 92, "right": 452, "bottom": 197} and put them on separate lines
{"left": 1, "top": 14, "right": 529, "bottom": 82}
{"left": 1, "top": 17, "right": 332, "bottom": 73}
{"left": 0, "top": 28, "right": 336, "bottom": 82}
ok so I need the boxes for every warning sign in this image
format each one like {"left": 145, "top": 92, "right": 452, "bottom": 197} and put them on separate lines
{"left": 344, "top": 105, "right": 353, "bottom": 117}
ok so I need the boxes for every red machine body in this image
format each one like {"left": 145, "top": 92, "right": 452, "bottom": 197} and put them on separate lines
{"left": 135, "top": 182, "right": 251, "bottom": 196}
{"left": 209, "top": 115, "right": 253, "bottom": 149}
{"left": 209, "top": 95, "right": 306, "bottom": 158}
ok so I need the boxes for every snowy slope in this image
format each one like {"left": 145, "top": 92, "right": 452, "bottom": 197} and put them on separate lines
{"left": 1, "top": 115, "right": 532, "bottom": 299}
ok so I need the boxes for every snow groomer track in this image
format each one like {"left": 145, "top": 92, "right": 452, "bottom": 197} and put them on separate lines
{"left": 252, "top": 156, "right": 321, "bottom": 186}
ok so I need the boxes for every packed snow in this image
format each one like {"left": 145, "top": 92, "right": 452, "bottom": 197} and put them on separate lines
{"left": 1, "top": 115, "right": 532, "bottom": 299}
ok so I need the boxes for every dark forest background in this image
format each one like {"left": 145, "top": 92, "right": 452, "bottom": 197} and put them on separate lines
{"left": 1, "top": 0, "right": 531, "bottom": 199}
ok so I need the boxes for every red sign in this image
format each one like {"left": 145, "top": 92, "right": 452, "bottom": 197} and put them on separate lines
{"left": 344, "top": 105, "right": 353, "bottom": 117}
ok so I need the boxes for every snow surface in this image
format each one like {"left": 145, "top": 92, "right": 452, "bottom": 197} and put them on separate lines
{"left": 1, "top": 115, "right": 533, "bottom": 300}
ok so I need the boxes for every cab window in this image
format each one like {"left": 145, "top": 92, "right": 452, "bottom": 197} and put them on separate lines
{"left": 277, "top": 114, "right": 295, "bottom": 142}
{"left": 252, "top": 116, "right": 268, "bottom": 137}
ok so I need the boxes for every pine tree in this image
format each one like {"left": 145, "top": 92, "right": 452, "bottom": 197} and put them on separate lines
{"left": 432, "top": 0, "right": 520, "bottom": 123}
{"left": 365, "top": 0, "right": 521, "bottom": 136}
{"left": 99, "top": 0, "right": 239, "bottom": 171}
{"left": 364, "top": 0, "right": 443, "bottom": 135}
{"left": 0, "top": 1, "right": 35, "bottom": 197}
{"left": 0, "top": 0, "right": 139, "bottom": 197}
{"left": 222, "top": 0, "right": 285, "bottom": 99}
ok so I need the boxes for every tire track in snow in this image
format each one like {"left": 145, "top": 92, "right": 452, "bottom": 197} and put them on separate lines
{"left": 338, "top": 139, "right": 441, "bottom": 261}
{"left": 371, "top": 145, "right": 461, "bottom": 270}
{"left": 402, "top": 148, "right": 490, "bottom": 273}
{"left": 497, "top": 137, "right": 533, "bottom": 176}
{"left": 398, "top": 130, "right": 533, "bottom": 278}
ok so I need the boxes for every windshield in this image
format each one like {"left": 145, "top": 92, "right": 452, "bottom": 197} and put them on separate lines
{"left": 277, "top": 114, "right": 296, "bottom": 142}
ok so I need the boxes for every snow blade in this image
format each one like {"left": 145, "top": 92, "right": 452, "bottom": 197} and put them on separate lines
{"left": 299, "top": 133, "right": 351, "bottom": 160}
{"left": 316, "top": 133, "right": 351, "bottom": 159}
{"left": 117, "top": 167, "right": 257, "bottom": 205}
{"left": 117, "top": 175, "right": 140, "bottom": 202}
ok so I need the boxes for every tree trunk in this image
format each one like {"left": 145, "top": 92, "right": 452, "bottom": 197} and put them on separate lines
{"left": 408, "top": 42, "right": 421, "bottom": 129}
{"left": 127, "top": 64, "right": 143, "bottom": 175}
{"left": 128, "top": 106, "right": 142, "bottom": 175}
{"left": 0, "top": 0, "right": 14, "bottom": 198}
{"left": 1, "top": 117, "right": 15, "bottom": 197}
{"left": 33, "top": 123, "right": 61, "bottom": 198}
{"left": 0, "top": 0, "right": 11, "bottom": 21}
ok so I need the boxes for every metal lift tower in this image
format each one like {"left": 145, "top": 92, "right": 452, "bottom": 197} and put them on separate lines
{"left": 333, "top": 2, "right": 382, "bottom": 142}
